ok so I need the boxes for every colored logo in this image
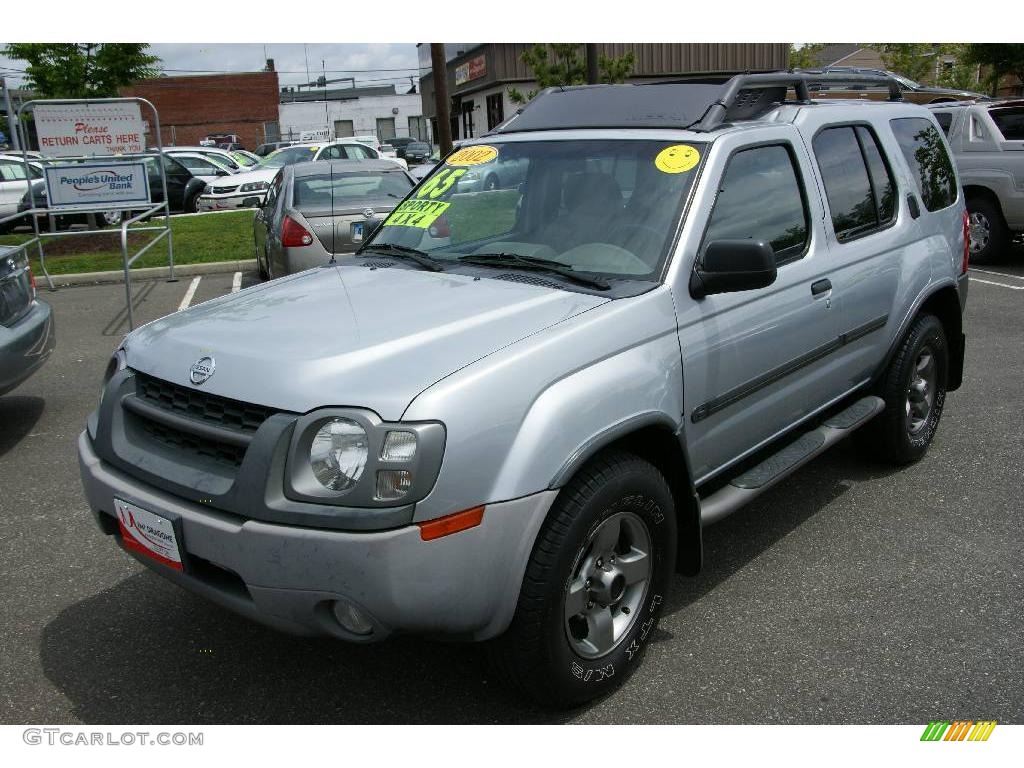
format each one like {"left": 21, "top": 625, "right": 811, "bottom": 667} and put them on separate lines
{"left": 189, "top": 356, "right": 216, "bottom": 385}
{"left": 920, "top": 721, "right": 997, "bottom": 741}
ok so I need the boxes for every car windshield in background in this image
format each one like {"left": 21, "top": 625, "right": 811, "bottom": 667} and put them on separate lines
{"left": 231, "top": 151, "right": 259, "bottom": 167}
{"left": 366, "top": 139, "right": 705, "bottom": 280}
{"left": 408, "top": 142, "right": 430, "bottom": 151}
{"left": 989, "top": 106, "right": 1024, "bottom": 140}
{"left": 260, "top": 146, "right": 318, "bottom": 169}
{"left": 293, "top": 170, "right": 414, "bottom": 208}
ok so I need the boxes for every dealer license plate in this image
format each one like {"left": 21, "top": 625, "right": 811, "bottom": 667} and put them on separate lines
{"left": 114, "top": 498, "right": 184, "bottom": 571}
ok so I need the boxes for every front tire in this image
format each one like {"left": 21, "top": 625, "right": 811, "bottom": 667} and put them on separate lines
{"left": 862, "top": 313, "right": 948, "bottom": 465}
{"left": 492, "top": 450, "right": 676, "bottom": 707}
{"left": 185, "top": 192, "right": 201, "bottom": 214}
{"left": 967, "top": 196, "right": 1009, "bottom": 265}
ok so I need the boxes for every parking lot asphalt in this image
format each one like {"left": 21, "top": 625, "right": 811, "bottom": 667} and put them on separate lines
{"left": 1, "top": 253, "right": 1022, "bottom": 725}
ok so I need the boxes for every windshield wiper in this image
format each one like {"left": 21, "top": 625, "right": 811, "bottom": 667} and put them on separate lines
{"left": 357, "top": 243, "right": 445, "bottom": 272}
{"left": 458, "top": 253, "right": 610, "bottom": 291}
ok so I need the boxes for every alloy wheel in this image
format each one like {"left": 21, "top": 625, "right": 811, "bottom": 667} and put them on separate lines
{"left": 563, "top": 511, "right": 651, "bottom": 659}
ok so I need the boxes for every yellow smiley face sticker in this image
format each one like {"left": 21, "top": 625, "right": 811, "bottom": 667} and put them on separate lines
{"left": 655, "top": 144, "right": 700, "bottom": 174}
{"left": 446, "top": 145, "right": 499, "bottom": 166}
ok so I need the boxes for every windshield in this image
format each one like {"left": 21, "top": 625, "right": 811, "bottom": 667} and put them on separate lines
{"left": 890, "top": 72, "right": 920, "bottom": 89}
{"left": 259, "top": 146, "right": 317, "bottom": 169}
{"left": 232, "top": 150, "right": 259, "bottom": 167}
{"left": 365, "top": 139, "right": 705, "bottom": 280}
{"left": 293, "top": 170, "right": 414, "bottom": 207}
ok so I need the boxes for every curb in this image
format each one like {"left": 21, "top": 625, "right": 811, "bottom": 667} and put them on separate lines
{"left": 45, "top": 260, "right": 257, "bottom": 287}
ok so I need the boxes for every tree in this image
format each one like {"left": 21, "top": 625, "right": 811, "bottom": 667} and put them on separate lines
{"left": 508, "top": 44, "right": 635, "bottom": 104}
{"left": 1, "top": 43, "right": 161, "bottom": 99}
{"left": 965, "top": 43, "right": 1024, "bottom": 96}
{"left": 935, "top": 44, "right": 979, "bottom": 92}
{"left": 788, "top": 44, "right": 826, "bottom": 70}
{"left": 864, "top": 44, "right": 936, "bottom": 82}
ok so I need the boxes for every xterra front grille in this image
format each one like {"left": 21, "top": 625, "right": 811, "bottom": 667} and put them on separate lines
{"left": 128, "top": 371, "right": 279, "bottom": 470}
{"left": 135, "top": 372, "right": 274, "bottom": 433}
{"left": 139, "top": 419, "right": 247, "bottom": 467}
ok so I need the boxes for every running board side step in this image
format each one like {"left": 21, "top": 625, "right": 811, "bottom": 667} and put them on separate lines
{"left": 699, "top": 396, "right": 885, "bottom": 526}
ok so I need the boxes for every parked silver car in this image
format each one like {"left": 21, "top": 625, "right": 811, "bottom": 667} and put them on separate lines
{"left": 1, "top": 246, "right": 55, "bottom": 395}
{"left": 929, "top": 99, "right": 1024, "bottom": 263}
{"left": 79, "top": 73, "right": 968, "bottom": 707}
{"left": 254, "top": 160, "right": 415, "bottom": 278}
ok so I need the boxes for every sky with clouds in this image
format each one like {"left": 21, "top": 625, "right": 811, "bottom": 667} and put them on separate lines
{"left": 0, "top": 43, "right": 424, "bottom": 91}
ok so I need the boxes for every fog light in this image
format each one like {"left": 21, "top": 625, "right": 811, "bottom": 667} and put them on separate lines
{"left": 332, "top": 600, "right": 373, "bottom": 636}
{"left": 376, "top": 469, "right": 412, "bottom": 501}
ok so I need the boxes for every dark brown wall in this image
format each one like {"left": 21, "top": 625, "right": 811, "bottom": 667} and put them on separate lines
{"left": 120, "top": 72, "right": 279, "bottom": 149}
{"left": 420, "top": 43, "right": 791, "bottom": 115}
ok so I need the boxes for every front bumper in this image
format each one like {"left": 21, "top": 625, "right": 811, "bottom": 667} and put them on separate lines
{"left": 197, "top": 193, "right": 264, "bottom": 212}
{"left": 78, "top": 431, "right": 555, "bottom": 642}
{"left": 0, "top": 299, "right": 55, "bottom": 395}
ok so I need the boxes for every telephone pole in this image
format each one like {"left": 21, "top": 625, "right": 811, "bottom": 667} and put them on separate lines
{"left": 430, "top": 43, "right": 453, "bottom": 154}
{"left": 586, "top": 44, "right": 599, "bottom": 85}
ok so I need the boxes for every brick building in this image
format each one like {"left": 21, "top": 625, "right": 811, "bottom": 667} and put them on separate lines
{"left": 120, "top": 71, "right": 280, "bottom": 149}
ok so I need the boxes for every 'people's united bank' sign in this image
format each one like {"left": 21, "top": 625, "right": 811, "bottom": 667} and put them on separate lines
{"left": 44, "top": 163, "right": 150, "bottom": 208}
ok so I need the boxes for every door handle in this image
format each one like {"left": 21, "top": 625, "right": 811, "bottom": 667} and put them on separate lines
{"left": 907, "top": 194, "right": 921, "bottom": 219}
{"left": 811, "top": 279, "right": 832, "bottom": 297}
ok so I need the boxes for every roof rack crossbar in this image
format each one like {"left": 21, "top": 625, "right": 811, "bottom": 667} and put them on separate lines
{"left": 694, "top": 71, "right": 902, "bottom": 132}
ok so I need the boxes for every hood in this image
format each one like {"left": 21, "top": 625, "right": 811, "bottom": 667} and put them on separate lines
{"left": 218, "top": 166, "right": 280, "bottom": 186}
{"left": 125, "top": 264, "right": 608, "bottom": 420}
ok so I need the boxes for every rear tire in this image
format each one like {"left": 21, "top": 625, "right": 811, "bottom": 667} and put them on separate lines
{"left": 966, "top": 196, "right": 1009, "bottom": 265}
{"left": 861, "top": 313, "right": 948, "bottom": 465}
{"left": 490, "top": 450, "right": 676, "bottom": 707}
{"left": 257, "top": 245, "right": 269, "bottom": 280}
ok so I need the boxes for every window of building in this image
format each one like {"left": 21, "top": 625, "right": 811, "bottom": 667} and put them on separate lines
{"left": 334, "top": 119, "right": 354, "bottom": 138}
{"left": 813, "top": 125, "right": 896, "bottom": 241}
{"left": 890, "top": 117, "right": 957, "bottom": 212}
{"left": 461, "top": 101, "right": 475, "bottom": 139}
{"left": 376, "top": 117, "right": 396, "bottom": 141}
{"left": 702, "top": 144, "right": 809, "bottom": 263}
{"left": 486, "top": 93, "right": 504, "bottom": 130}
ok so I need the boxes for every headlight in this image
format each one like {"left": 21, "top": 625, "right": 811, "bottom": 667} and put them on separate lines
{"left": 285, "top": 410, "right": 445, "bottom": 508}
{"left": 240, "top": 181, "right": 269, "bottom": 193}
{"left": 310, "top": 418, "right": 368, "bottom": 490}
{"left": 102, "top": 348, "right": 127, "bottom": 389}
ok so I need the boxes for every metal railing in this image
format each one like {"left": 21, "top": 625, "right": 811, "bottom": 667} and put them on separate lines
{"left": 7, "top": 97, "right": 175, "bottom": 329}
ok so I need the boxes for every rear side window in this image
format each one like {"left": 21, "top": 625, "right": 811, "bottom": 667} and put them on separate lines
{"left": 702, "top": 144, "right": 809, "bottom": 263}
{"left": 989, "top": 106, "right": 1024, "bottom": 140}
{"left": 813, "top": 125, "right": 896, "bottom": 242}
{"left": 934, "top": 111, "right": 954, "bottom": 135}
{"left": 890, "top": 117, "right": 957, "bottom": 212}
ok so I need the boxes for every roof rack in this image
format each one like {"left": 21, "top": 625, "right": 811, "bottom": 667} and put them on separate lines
{"left": 693, "top": 71, "right": 902, "bottom": 131}
{"left": 487, "top": 70, "right": 904, "bottom": 137}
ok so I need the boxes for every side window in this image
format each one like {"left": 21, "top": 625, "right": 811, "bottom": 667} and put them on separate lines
{"left": 344, "top": 144, "right": 374, "bottom": 160}
{"left": 889, "top": 117, "right": 957, "bottom": 212}
{"left": 319, "top": 146, "right": 342, "bottom": 161}
{"left": 989, "top": 106, "right": 1024, "bottom": 140}
{"left": 702, "top": 144, "right": 809, "bottom": 263}
{"left": 812, "top": 125, "right": 896, "bottom": 241}
{"left": 933, "top": 111, "right": 954, "bottom": 136}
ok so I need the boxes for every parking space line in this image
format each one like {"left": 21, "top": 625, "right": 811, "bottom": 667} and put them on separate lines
{"left": 178, "top": 277, "right": 202, "bottom": 311}
{"left": 971, "top": 268, "right": 1024, "bottom": 281}
{"left": 231, "top": 272, "right": 242, "bottom": 293}
{"left": 971, "top": 277, "right": 1024, "bottom": 291}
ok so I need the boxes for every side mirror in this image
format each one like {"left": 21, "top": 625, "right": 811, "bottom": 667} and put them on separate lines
{"left": 690, "top": 239, "right": 777, "bottom": 299}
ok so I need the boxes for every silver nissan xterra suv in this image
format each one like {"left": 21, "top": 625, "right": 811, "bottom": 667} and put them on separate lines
{"left": 78, "top": 72, "right": 969, "bottom": 707}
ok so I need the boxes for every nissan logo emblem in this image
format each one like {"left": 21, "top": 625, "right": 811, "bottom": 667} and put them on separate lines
{"left": 363, "top": 207, "right": 375, "bottom": 219}
{"left": 189, "top": 356, "right": 216, "bottom": 385}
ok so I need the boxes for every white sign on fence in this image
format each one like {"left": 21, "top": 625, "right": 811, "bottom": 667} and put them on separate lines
{"left": 44, "top": 162, "right": 151, "bottom": 208}
{"left": 35, "top": 103, "right": 146, "bottom": 158}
